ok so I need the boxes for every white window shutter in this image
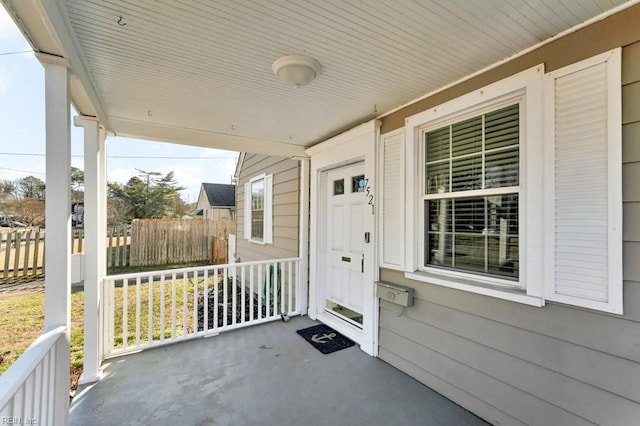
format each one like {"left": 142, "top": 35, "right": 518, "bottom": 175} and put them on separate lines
{"left": 543, "top": 49, "right": 623, "bottom": 314}
{"left": 243, "top": 182, "right": 251, "bottom": 240}
{"left": 380, "top": 129, "right": 405, "bottom": 270}
{"left": 264, "top": 174, "right": 273, "bottom": 244}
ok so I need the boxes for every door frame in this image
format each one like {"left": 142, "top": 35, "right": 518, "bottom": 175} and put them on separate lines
{"left": 306, "top": 120, "right": 380, "bottom": 356}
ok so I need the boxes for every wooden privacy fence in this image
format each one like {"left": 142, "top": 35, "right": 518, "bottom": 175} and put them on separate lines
{"left": 129, "top": 219, "right": 233, "bottom": 267}
{"left": 74, "top": 225, "right": 132, "bottom": 268}
{"left": 0, "top": 221, "right": 232, "bottom": 285}
{"left": 1, "top": 229, "right": 45, "bottom": 283}
{"left": 211, "top": 237, "right": 228, "bottom": 265}
{"left": 0, "top": 227, "right": 132, "bottom": 284}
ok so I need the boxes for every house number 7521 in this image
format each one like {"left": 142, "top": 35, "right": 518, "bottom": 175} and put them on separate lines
{"left": 364, "top": 178, "right": 374, "bottom": 214}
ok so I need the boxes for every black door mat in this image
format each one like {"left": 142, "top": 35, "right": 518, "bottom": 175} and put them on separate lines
{"left": 296, "top": 324, "right": 355, "bottom": 354}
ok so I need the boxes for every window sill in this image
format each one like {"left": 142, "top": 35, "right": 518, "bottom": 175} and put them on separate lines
{"left": 248, "top": 238, "right": 266, "bottom": 245}
{"left": 405, "top": 271, "right": 544, "bottom": 307}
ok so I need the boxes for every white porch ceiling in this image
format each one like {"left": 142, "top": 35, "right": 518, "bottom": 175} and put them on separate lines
{"left": 4, "top": 0, "right": 635, "bottom": 157}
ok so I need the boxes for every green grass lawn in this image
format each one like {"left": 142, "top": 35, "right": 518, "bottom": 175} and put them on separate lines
{"left": 0, "top": 290, "right": 85, "bottom": 390}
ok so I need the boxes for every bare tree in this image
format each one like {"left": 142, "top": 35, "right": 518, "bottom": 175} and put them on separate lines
{"left": 10, "top": 198, "right": 45, "bottom": 227}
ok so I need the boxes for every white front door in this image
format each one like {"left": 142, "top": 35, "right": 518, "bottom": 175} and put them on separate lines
{"left": 308, "top": 119, "right": 379, "bottom": 355}
{"left": 324, "top": 162, "right": 367, "bottom": 327}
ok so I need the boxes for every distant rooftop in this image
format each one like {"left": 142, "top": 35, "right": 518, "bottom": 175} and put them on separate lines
{"left": 201, "top": 183, "right": 235, "bottom": 207}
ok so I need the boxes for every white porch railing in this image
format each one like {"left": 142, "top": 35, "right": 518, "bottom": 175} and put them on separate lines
{"left": 102, "top": 258, "right": 302, "bottom": 358}
{"left": 0, "top": 326, "right": 69, "bottom": 425}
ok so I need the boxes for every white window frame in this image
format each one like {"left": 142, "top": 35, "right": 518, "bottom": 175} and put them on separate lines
{"left": 244, "top": 173, "right": 273, "bottom": 245}
{"left": 404, "top": 65, "right": 545, "bottom": 307}
{"left": 421, "top": 101, "right": 522, "bottom": 283}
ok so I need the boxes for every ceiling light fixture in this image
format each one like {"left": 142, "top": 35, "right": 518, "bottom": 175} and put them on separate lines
{"left": 272, "top": 55, "right": 321, "bottom": 88}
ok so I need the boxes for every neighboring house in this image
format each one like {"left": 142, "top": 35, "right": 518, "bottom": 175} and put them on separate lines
{"left": 5, "top": 2, "right": 640, "bottom": 425}
{"left": 194, "top": 183, "right": 235, "bottom": 222}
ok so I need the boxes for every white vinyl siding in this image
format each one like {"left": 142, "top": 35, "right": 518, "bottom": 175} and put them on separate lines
{"left": 379, "top": 129, "right": 405, "bottom": 270}
{"left": 544, "top": 49, "right": 623, "bottom": 314}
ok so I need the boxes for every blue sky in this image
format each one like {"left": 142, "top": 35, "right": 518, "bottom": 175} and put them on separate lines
{"left": 0, "top": 8, "right": 238, "bottom": 204}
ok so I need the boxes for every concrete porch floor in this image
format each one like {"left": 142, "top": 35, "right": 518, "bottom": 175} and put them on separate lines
{"left": 70, "top": 316, "right": 488, "bottom": 426}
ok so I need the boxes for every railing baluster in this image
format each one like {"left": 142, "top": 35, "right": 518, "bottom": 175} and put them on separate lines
{"left": 240, "top": 265, "right": 246, "bottom": 323}
{"left": 214, "top": 269, "right": 219, "bottom": 330}
{"left": 193, "top": 270, "right": 198, "bottom": 334}
{"left": 32, "top": 363, "right": 41, "bottom": 419}
{"left": 203, "top": 269, "right": 209, "bottom": 332}
{"left": 288, "top": 260, "right": 293, "bottom": 314}
{"left": 41, "top": 351, "right": 50, "bottom": 423}
{"left": 231, "top": 266, "right": 237, "bottom": 326}
{"left": 47, "top": 347, "right": 54, "bottom": 421}
{"left": 258, "top": 264, "right": 263, "bottom": 320}
{"left": 249, "top": 265, "right": 254, "bottom": 321}
{"left": 15, "top": 365, "right": 25, "bottom": 417}
{"left": 136, "top": 276, "right": 141, "bottom": 347}
{"left": 272, "top": 261, "right": 278, "bottom": 318}
{"left": 160, "top": 275, "right": 166, "bottom": 343}
{"left": 109, "top": 279, "right": 115, "bottom": 354}
{"left": 123, "top": 279, "right": 128, "bottom": 350}
{"left": 223, "top": 267, "right": 228, "bottom": 327}
{"left": 23, "top": 372, "right": 32, "bottom": 420}
{"left": 276, "top": 262, "right": 287, "bottom": 315}
{"left": 171, "top": 272, "right": 177, "bottom": 339}
{"left": 182, "top": 272, "right": 188, "bottom": 336}
{"left": 148, "top": 276, "right": 153, "bottom": 345}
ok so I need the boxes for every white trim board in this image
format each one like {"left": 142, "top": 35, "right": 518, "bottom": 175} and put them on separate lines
{"left": 307, "top": 119, "right": 380, "bottom": 356}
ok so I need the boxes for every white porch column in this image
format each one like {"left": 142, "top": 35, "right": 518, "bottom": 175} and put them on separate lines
{"left": 39, "top": 52, "right": 72, "bottom": 330}
{"left": 37, "top": 52, "right": 71, "bottom": 425}
{"left": 97, "top": 126, "right": 107, "bottom": 369}
{"left": 75, "top": 116, "right": 107, "bottom": 385}
{"left": 298, "top": 158, "right": 310, "bottom": 315}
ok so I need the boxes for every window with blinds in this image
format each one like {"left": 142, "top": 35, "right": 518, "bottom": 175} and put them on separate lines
{"left": 423, "top": 104, "right": 520, "bottom": 280}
